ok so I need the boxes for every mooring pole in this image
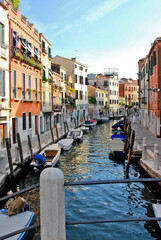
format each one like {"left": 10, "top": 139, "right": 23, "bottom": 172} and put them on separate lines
{"left": 16, "top": 133, "right": 24, "bottom": 166}
{"left": 36, "top": 131, "right": 42, "bottom": 152}
{"left": 5, "top": 138, "right": 15, "bottom": 179}
{"left": 40, "top": 168, "right": 66, "bottom": 240}
{"left": 50, "top": 128, "right": 55, "bottom": 144}
{"left": 28, "top": 135, "right": 34, "bottom": 159}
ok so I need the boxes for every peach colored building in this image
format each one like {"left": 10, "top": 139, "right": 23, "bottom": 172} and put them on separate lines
{"left": 8, "top": 3, "right": 42, "bottom": 143}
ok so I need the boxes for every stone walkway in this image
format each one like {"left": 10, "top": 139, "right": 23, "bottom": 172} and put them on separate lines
{"left": 130, "top": 115, "right": 161, "bottom": 178}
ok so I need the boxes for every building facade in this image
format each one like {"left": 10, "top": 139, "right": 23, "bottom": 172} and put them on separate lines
{"left": 8, "top": 2, "right": 42, "bottom": 144}
{"left": 52, "top": 56, "right": 88, "bottom": 123}
{"left": 0, "top": 0, "right": 9, "bottom": 148}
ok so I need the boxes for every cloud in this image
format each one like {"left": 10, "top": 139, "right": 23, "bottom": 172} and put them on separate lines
{"left": 85, "top": 0, "right": 130, "bottom": 23}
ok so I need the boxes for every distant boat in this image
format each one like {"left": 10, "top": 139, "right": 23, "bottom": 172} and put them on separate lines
{"left": 31, "top": 144, "right": 61, "bottom": 170}
{"left": 67, "top": 129, "right": 83, "bottom": 142}
{"left": 112, "top": 122, "right": 124, "bottom": 130}
{"left": 100, "top": 117, "right": 109, "bottom": 122}
{"left": 108, "top": 138, "right": 125, "bottom": 158}
{"left": 0, "top": 209, "right": 34, "bottom": 240}
{"left": 94, "top": 118, "right": 103, "bottom": 124}
{"left": 78, "top": 126, "right": 89, "bottom": 134}
{"left": 88, "top": 119, "right": 97, "bottom": 125}
{"left": 83, "top": 121, "right": 94, "bottom": 129}
{"left": 58, "top": 138, "right": 74, "bottom": 151}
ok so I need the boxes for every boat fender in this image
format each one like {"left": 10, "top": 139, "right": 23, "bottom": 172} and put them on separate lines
{"left": 34, "top": 154, "right": 46, "bottom": 164}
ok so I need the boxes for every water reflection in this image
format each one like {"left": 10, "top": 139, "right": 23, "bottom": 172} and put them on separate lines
{"left": 6, "top": 121, "right": 161, "bottom": 239}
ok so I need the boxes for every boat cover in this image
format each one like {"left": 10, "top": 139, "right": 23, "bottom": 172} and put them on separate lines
{"left": 0, "top": 210, "right": 34, "bottom": 240}
{"left": 111, "top": 134, "right": 125, "bottom": 141}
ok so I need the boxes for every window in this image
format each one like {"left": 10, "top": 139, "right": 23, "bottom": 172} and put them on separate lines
{"left": 0, "top": 23, "right": 4, "bottom": 43}
{"left": 0, "top": 70, "right": 5, "bottom": 97}
{"left": 79, "top": 76, "right": 83, "bottom": 84}
{"left": 22, "top": 113, "right": 26, "bottom": 130}
{"left": 27, "top": 42, "right": 32, "bottom": 57}
{"left": 12, "top": 30, "right": 17, "bottom": 47}
{"left": 29, "top": 112, "right": 32, "bottom": 129}
{"left": 12, "top": 70, "right": 17, "bottom": 98}
{"left": 85, "top": 69, "right": 87, "bottom": 72}
{"left": 75, "top": 74, "right": 77, "bottom": 83}
{"left": 35, "top": 77, "right": 38, "bottom": 100}
{"left": 80, "top": 91, "right": 83, "bottom": 100}
{"left": 75, "top": 64, "right": 77, "bottom": 68}
{"left": 49, "top": 92, "right": 51, "bottom": 104}
{"left": 61, "top": 72, "right": 63, "bottom": 80}
{"left": 42, "top": 40, "right": 45, "bottom": 52}
{"left": 21, "top": 38, "right": 26, "bottom": 52}
{"left": 85, "top": 77, "right": 88, "bottom": 85}
{"left": 76, "top": 90, "right": 78, "bottom": 99}
{"left": 43, "top": 91, "right": 45, "bottom": 104}
{"left": 21, "top": 73, "right": 25, "bottom": 99}
{"left": 34, "top": 47, "right": 38, "bottom": 60}
{"left": 153, "top": 50, "right": 157, "bottom": 66}
{"left": 96, "top": 92, "right": 98, "bottom": 97}
{"left": 79, "top": 66, "right": 83, "bottom": 70}
{"left": 102, "top": 93, "right": 103, "bottom": 97}
{"left": 48, "top": 47, "right": 51, "bottom": 58}
{"left": 28, "top": 75, "right": 31, "bottom": 100}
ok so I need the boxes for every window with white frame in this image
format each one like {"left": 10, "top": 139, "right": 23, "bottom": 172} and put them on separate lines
{"left": 22, "top": 73, "right": 25, "bottom": 99}
{"left": 0, "top": 70, "right": 5, "bottom": 97}
{"left": 35, "top": 77, "right": 38, "bottom": 100}
{"left": 12, "top": 70, "right": 17, "bottom": 98}
{"left": 28, "top": 75, "right": 31, "bottom": 100}
{"left": 0, "top": 23, "right": 4, "bottom": 43}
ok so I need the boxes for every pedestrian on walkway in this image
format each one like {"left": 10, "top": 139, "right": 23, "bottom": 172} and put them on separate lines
{"left": 132, "top": 115, "right": 136, "bottom": 123}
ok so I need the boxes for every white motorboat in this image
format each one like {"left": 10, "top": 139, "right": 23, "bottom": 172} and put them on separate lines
{"left": 79, "top": 126, "right": 89, "bottom": 134}
{"left": 101, "top": 117, "right": 109, "bottom": 122}
{"left": 67, "top": 129, "right": 83, "bottom": 142}
{"left": 31, "top": 144, "right": 61, "bottom": 170}
{"left": 58, "top": 138, "right": 74, "bottom": 151}
{"left": 152, "top": 201, "right": 161, "bottom": 228}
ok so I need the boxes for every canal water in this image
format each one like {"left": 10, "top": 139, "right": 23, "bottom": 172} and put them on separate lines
{"left": 11, "top": 121, "right": 161, "bottom": 239}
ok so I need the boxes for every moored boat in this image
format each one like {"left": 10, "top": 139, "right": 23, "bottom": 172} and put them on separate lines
{"left": 88, "top": 119, "right": 97, "bottom": 125}
{"left": 108, "top": 138, "right": 125, "bottom": 158}
{"left": 111, "top": 134, "right": 126, "bottom": 141}
{"left": 58, "top": 138, "right": 73, "bottom": 151}
{"left": 0, "top": 205, "right": 34, "bottom": 240}
{"left": 152, "top": 200, "right": 161, "bottom": 228}
{"left": 79, "top": 126, "right": 89, "bottom": 134}
{"left": 31, "top": 144, "right": 61, "bottom": 170}
{"left": 67, "top": 129, "right": 83, "bottom": 142}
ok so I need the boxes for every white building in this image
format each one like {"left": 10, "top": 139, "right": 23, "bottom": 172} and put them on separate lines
{"left": 39, "top": 33, "right": 52, "bottom": 132}
{"left": 52, "top": 56, "right": 88, "bottom": 123}
{"left": 88, "top": 73, "right": 119, "bottom": 114}
{"left": 0, "top": 0, "right": 9, "bottom": 148}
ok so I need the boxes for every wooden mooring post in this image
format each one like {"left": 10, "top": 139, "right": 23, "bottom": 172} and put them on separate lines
{"left": 36, "top": 131, "right": 42, "bottom": 152}
{"left": 63, "top": 122, "right": 67, "bottom": 135}
{"left": 28, "top": 135, "right": 34, "bottom": 159}
{"left": 73, "top": 117, "right": 76, "bottom": 128}
{"left": 55, "top": 125, "right": 59, "bottom": 141}
{"left": 17, "top": 133, "right": 24, "bottom": 166}
{"left": 50, "top": 128, "right": 55, "bottom": 144}
{"left": 123, "top": 124, "right": 131, "bottom": 155}
{"left": 125, "top": 130, "right": 135, "bottom": 177}
{"left": 5, "top": 138, "right": 15, "bottom": 179}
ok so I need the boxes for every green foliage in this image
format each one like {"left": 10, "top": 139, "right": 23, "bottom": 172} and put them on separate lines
{"left": 88, "top": 97, "right": 96, "bottom": 104}
{"left": 104, "top": 104, "right": 110, "bottom": 109}
{"left": 11, "top": 0, "right": 19, "bottom": 10}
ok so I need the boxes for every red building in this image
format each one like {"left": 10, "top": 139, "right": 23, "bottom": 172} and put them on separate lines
{"left": 148, "top": 37, "right": 161, "bottom": 137}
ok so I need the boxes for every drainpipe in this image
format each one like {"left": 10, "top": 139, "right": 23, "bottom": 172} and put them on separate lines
{"left": 8, "top": 17, "right": 12, "bottom": 138}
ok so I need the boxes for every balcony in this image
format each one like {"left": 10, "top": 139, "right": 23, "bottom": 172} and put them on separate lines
{"left": 0, "top": 42, "right": 8, "bottom": 59}
{"left": 11, "top": 47, "right": 42, "bottom": 70}
{"left": 21, "top": 14, "right": 27, "bottom": 22}
{"left": 42, "top": 48, "right": 47, "bottom": 55}
{"left": 141, "top": 97, "right": 147, "bottom": 104}
{"left": 53, "top": 104, "right": 62, "bottom": 112}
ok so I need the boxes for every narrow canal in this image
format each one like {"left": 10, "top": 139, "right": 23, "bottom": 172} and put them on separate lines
{"left": 14, "top": 121, "right": 161, "bottom": 239}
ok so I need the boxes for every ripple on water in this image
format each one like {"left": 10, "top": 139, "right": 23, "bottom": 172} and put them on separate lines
{"left": 14, "top": 122, "right": 161, "bottom": 240}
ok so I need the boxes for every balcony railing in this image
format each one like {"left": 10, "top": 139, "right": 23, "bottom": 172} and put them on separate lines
{"left": 42, "top": 48, "right": 47, "bottom": 54}
{"left": 27, "top": 21, "right": 32, "bottom": 28}
{"left": 141, "top": 97, "right": 147, "bottom": 104}
{"left": 34, "top": 28, "right": 38, "bottom": 35}
{"left": 11, "top": 47, "right": 42, "bottom": 70}
{"left": 21, "top": 15, "right": 27, "bottom": 22}
{"left": 53, "top": 105, "right": 62, "bottom": 112}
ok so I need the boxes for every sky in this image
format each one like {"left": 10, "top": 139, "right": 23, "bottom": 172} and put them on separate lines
{"left": 19, "top": 0, "right": 161, "bottom": 79}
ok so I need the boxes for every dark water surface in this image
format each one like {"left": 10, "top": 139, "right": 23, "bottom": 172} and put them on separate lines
{"left": 15, "top": 121, "right": 161, "bottom": 239}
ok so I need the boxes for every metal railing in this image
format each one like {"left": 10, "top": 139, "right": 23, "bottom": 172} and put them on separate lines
{"left": 0, "top": 178, "right": 161, "bottom": 239}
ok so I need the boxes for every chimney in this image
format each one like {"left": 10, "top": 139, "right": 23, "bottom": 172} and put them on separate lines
{"left": 71, "top": 57, "right": 76, "bottom": 61}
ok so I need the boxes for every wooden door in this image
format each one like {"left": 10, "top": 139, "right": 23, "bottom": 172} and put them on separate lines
{"left": 12, "top": 118, "right": 16, "bottom": 144}
{"left": 0, "top": 124, "right": 4, "bottom": 147}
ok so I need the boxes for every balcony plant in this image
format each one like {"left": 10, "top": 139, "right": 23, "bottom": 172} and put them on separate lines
{"left": 26, "top": 88, "right": 31, "bottom": 91}
{"left": 17, "top": 87, "right": 24, "bottom": 90}
{"left": 88, "top": 97, "right": 96, "bottom": 104}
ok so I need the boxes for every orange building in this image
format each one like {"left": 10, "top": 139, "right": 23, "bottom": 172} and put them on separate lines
{"left": 8, "top": 3, "right": 42, "bottom": 143}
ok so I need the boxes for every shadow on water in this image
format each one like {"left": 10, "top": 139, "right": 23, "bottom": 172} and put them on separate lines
{"left": 1, "top": 121, "right": 161, "bottom": 239}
